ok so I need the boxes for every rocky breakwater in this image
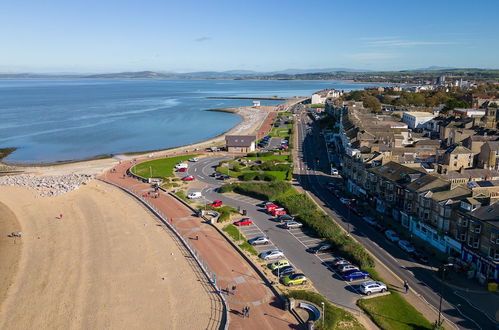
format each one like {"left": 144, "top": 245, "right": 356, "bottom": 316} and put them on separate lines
{"left": 0, "top": 174, "right": 93, "bottom": 197}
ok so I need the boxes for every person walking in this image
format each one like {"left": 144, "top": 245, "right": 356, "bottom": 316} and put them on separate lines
{"left": 231, "top": 285, "right": 236, "bottom": 295}
{"left": 246, "top": 306, "right": 250, "bottom": 318}
{"left": 59, "top": 213, "right": 63, "bottom": 220}
{"left": 242, "top": 306, "right": 246, "bottom": 318}
{"left": 403, "top": 280, "right": 409, "bottom": 294}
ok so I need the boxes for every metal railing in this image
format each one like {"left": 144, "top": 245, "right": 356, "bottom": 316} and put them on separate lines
{"left": 99, "top": 178, "right": 229, "bottom": 330}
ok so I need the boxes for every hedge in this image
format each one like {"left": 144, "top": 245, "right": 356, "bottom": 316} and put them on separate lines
{"left": 220, "top": 182, "right": 375, "bottom": 268}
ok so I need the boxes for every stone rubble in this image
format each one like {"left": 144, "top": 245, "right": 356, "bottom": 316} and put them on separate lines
{"left": 0, "top": 173, "right": 94, "bottom": 197}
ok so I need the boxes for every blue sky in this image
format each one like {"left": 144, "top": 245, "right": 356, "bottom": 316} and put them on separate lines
{"left": 1, "top": 0, "right": 498, "bottom": 73}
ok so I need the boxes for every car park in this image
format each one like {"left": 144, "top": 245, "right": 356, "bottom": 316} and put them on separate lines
{"left": 398, "top": 240, "right": 416, "bottom": 253}
{"left": 272, "top": 208, "right": 286, "bottom": 216}
{"left": 342, "top": 270, "right": 370, "bottom": 282}
{"left": 359, "top": 281, "right": 387, "bottom": 295}
{"left": 248, "top": 236, "right": 270, "bottom": 246}
{"left": 234, "top": 218, "right": 253, "bottom": 226}
{"left": 259, "top": 249, "right": 285, "bottom": 261}
{"left": 306, "top": 242, "right": 332, "bottom": 254}
{"left": 385, "top": 230, "right": 400, "bottom": 243}
{"left": 283, "top": 221, "right": 303, "bottom": 229}
{"left": 187, "top": 192, "right": 202, "bottom": 199}
{"left": 211, "top": 200, "right": 223, "bottom": 208}
{"left": 363, "top": 216, "right": 377, "bottom": 226}
{"left": 268, "top": 259, "right": 289, "bottom": 271}
{"left": 327, "top": 257, "right": 349, "bottom": 268}
{"left": 266, "top": 204, "right": 278, "bottom": 213}
{"left": 340, "top": 197, "right": 351, "bottom": 204}
{"left": 181, "top": 175, "right": 195, "bottom": 181}
{"left": 272, "top": 265, "right": 295, "bottom": 277}
{"left": 281, "top": 273, "right": 308, "bottom": 286}
{"left": 276, "top": 214, "right": 294, "bottom": 222}
{"left": 337, "top": 264, "right": 359, "bottom": 273}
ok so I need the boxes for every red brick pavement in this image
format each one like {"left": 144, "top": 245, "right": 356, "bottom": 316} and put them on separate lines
{"left": 100, "top": 161, "right": 298, "bottom": 330}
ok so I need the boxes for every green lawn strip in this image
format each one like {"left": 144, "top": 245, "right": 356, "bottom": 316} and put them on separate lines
{"left": 357, "top": 292, "right": 432, "bottom": 330}
{"left": 131, "top": 155, "right": 197, "bottom": 179}
{"left": 287, "top": 290, "right": 365, "bottom": 330}
{"left": 219, "top": 182, "right": 374, "bottom": 268}
{"left": 222, "top": 224, "right": 258, "bottom": 255}
{"left": 174, "top": 190, "right": 190, "bottom": 203}
{"left": 216, "top": 166, "right": 288, "bottom": 182}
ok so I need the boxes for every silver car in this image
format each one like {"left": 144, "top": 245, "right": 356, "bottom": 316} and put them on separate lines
{"left": 359, "top": 281, "right": 387, "bottom": 295}
{"left": 283, "top": 221, "right": 303, "bottom": 229}
{"left": 259, "top": 249, "right": 285, "bottom": 261}
{"left": 248, "top": 236, "right": 270, "bottom": 246}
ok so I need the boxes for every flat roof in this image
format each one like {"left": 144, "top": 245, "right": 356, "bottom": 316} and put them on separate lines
{"left": 403, "top": 111, "right": 435, "bottom": 117}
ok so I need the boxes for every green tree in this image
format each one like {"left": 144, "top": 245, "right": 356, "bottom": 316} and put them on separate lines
{"left": 363, "top": 95, "right": 381, "bottom": 111}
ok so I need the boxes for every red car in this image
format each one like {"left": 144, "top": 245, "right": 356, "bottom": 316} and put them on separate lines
{"left": 211, "top": 200, "right": 223, "bottom": 208}
{"left": 181, "top": 175, "right": 195, "bottom": 181}
{"left": 266, "top": 204, "right": 278, "bottom": 213}
{"left": 234, "top": 218, "right": 253, "bottom": 226}
{"left": 272, "top": 208, "right": 287, "bottom": 216}
{"left": 176, "top": 167, "right": 187, "bottom": 172}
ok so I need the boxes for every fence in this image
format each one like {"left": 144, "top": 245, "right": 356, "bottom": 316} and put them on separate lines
{"left": 99, "top": 178, "right": 229, "bottom": 330}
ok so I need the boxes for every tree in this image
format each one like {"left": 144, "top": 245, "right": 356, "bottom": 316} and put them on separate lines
{"left": 363, "top": 95, "right": 381, "bottom": 112}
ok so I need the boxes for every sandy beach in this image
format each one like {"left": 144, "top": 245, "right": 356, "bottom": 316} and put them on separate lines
{"left": 0, "top": 182, "right": 222, "bottom": 329}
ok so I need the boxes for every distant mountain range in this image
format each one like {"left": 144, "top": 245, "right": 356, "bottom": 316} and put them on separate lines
{"left": 0, "top": 67, "right": 498, "bottom": 81}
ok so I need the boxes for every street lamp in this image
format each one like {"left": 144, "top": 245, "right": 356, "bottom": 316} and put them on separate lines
{"left": 321, "top": 301, "right": 325, "bottom": 324}
{"left": 437, "top": 263, "right": 453, "bottom": 326}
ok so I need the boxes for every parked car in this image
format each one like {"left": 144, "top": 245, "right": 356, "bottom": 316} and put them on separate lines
{"left": 217, "top": 174, "right": 230, "bottom": 180}
{"left": 259, "top": 249, "right": 285, "bottom": 261}
{"left": 211, "top": 200, "right": 223, "bottom": 208}
{"left": 268, "top": 259, "right": 289, "bottom": 271}
{"left": 331, "top": 168, "right": 339, "bottom": 175}
{"left": 283, "top": 221, "right": 303, "bottom": 229}
{"left": 359, "top": 281, "right": 387, "bottom": 295}
{"left": 342, "top": 270, "right": 370, "bottom": 282}
{"left": 276, "top": 214, "right": 294, "bottom": 222}
{"left": 272, "top": 208, "right": 286, "bottom": 216}
{"left": 273, "top": 265, "right": 296, "bottom": 277}
{"left": 188, "top": 157, "right": 199, "bottom": 162}
{"left": 411, "top": 250, "right": 429, "bottom": 264}
{"left": 363, "top": 216, "right": 377, "bottom": 226}
{"left": 181, "top": 175, "right": 195, "bottom": 181}
{"left": 175, "top": 163, "right": 188, "bottom": 169}
{"left": 266, "top": 204, "right": 278, "bottom": 213}
{"left": 337, "top": 264, "right": 359, "bottom": 273}
{"left": 281, "top": 273, "right": 308, "bottom": 286}
{"left": 398, "top": 240, "right": 416, "bottom": 253}
{"left": 248, "top": 236, "right": 270, "bottom": 246}
{"left": 385, "top": 230, "right": 400, "bottom": 243}
{"left": 176, "top": 167, "right": 187, "bottom": 173}
{"left": 340, "top": 197, "right": 351, "bottom": 204}
{"left": 306, "top": 242, "right": 332, "bottom": 254}
{"left": 209, "top": 172, "right": 220, "bottom": 177}
{"left": 187, "top": 192, "right": 202, "bottom": 199}
{"left": 372, "top": 222, "right": 386, "bottom": 232}
{"left": 327, "top": 257, "right": 349, "bottom": 268}
{"left": 234, "top": 218, "right": 252, "bottom": 226}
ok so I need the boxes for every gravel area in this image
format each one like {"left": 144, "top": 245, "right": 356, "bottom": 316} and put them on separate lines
{"left": 0, "top": 174, "right": 93, "bottom": 197}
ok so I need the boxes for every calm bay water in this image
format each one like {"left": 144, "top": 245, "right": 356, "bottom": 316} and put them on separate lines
{"left": 0, "top": 79, "right": 377, "bottom": 163}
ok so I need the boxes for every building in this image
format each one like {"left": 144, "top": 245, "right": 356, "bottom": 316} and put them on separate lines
{"left": 402, "top": 112, "right": 436, "bottom": 129}
{"left": 452, "top": 108, "right": 486, "bottom": 118}
{"left": 311, "top": 89, "right": 342, "bottom": 105}
{"left": 438, "top": 145, "right": 474, "bottom": 173}
{"left": 252, "top": 100, "right": 261, "bottom": 107}
{"left": 478, "top": 141, "right": 499, "bottom": 170}
{"left": 225, "top": 135, "right": 256, "bottom": 153}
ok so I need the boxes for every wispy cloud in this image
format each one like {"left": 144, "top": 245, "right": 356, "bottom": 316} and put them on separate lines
{"left": 349, "top": 52, "right": 399, "bottom": 60}
{"left": 363, "top": 37, "right": 456, "bottom": 47}
{"left": 194, "top": 36, "right": 211, "bottom": 42}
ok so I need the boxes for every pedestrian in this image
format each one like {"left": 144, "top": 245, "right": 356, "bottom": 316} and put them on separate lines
{"left": 246, "top": 306, "right": 250, "bottom": 318}
{"left": 231, "top": 285, "right": 236, "bottom": 295}
{"left": 242, "top": 307, "right": 246, "bottom": 318}
{"left": 196, "top": 235, "right": 199, "bottom": 240}
{"left": 59, "top": 213, "right": 63, "bottom": 220}
{"left": 403, "top": 280, "right": 409, "bottom": 294}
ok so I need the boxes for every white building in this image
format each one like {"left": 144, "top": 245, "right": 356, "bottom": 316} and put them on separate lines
{"left": 402, "top": 112, "right": 436, "bottom": 129}
{"left": 311, "top": 89, "right": 342, "bottom": 105}
{"left": 252, "top": 100, "right": 261, "bottom": 107}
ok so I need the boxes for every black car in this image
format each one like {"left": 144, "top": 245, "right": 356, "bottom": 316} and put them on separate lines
{"left": 306, "top": 242, "right": 333, "bottom": 254}
{"left": 210, "top": 172, "right": 220, "bottom": 177}
{"left": 276, "top": 214, "right": 294, "bottom": 222}
{"left": 272, "top": 265, "right": 296, "bottom": 277}
{"left": 217, "top": 174, "right": 230, "bottom": 180}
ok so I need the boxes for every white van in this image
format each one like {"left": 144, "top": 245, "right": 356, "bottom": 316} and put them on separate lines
{"left": 187, "top": 192, "right": 202, "bottom": 199}
{"left": 175, "top": 163, "right": 188, "bottom": 169}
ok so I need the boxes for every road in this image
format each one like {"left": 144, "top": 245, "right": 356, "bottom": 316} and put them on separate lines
{"left": 293, "top": 111, "right": 498, "bottom": 330}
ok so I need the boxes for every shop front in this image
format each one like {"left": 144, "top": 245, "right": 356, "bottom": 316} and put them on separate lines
{"left": 461, "top": 245, "right": 499, "bottom": 284}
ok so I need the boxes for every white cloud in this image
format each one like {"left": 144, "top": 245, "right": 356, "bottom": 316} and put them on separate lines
{"left": 363, "top": 37, "right": 455, "bottom": 47}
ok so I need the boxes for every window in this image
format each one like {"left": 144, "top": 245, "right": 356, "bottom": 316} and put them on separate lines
{"left": 444, "top": 208, "right": 451, "bottom": 217}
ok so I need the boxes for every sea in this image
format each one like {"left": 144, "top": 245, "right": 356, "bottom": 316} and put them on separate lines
{"left": 0, "top": 79, "right": 380, "bottom": 163}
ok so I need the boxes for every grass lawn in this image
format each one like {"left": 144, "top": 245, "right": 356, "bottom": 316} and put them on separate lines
{"left": 270, "top": 126, "right": 291, "bottom": 137}
{"left": 131, "top": 155, "right": 196, "bottom": 179}
{"left": 222, "top": 224, "right": 258, "bottom": 255}
{"left": 357, "top": 292, "right": 432, "bottom": 330}
{"left": 216, "top": 166, "right": 288, "bottom": 181}
{"left": 287, "top": 290, "right": 364, "bottom": 330}
{"left": 244, "top": 155, "right": 290, "bottom": 162}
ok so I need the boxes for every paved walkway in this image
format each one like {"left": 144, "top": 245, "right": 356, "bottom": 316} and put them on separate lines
{"left": 100, "top": 161, "right": 299, "bottom": 330}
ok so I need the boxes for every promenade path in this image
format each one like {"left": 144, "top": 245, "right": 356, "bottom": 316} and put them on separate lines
{"left": 100, "top": 161, "right": 299, "bottom": 330}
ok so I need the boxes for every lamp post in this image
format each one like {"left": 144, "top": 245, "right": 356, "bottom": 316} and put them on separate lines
{"left": 321, "top": 301, "right": 325, "bottom": 324}
{"left": 437, "top": 263, "right": 453, "bottom": 326}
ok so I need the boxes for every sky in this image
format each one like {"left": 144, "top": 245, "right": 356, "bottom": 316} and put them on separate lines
{"left": 1, "top": 0, "right": 499, "bottom": 73}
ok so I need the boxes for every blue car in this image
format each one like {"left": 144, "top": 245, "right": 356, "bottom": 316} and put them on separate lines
{"left": 342, "top": 270, "right": 369, "bottom": 282}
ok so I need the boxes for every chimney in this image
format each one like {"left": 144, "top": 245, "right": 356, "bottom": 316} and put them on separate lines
{"left": 459, "top": 166, "right": 465, "bottom": 174}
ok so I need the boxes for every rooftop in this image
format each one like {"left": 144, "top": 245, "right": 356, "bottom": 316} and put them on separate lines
{"left": 443, "top": 169, "right": 499, "bottom": 180}
{"left": 403, "top": 111, "right": 435, "bottom": 117}
{"left": 469, "top": 202, "right": 499, "bottom": 228}
{"left": 225, "top": 135, "right": 256, "bottom": 147}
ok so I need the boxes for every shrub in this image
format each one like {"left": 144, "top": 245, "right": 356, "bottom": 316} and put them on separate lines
{"left": 286, "top": 169, "right": 293, "bottom": 181}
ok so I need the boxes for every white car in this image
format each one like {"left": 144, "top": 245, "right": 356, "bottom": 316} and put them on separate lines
{"left": 331, "top": 168, "right": 339, "bottom": 175}
{"left": 283, "top": 221, "right": 303, "bottom": 229}
{"left": 359, "top": 281, "right": 387, "bottom": 295}
{"left": 385, "top": 230, "right": 400, "bottom": 243}
{"left": 248, "top": 236, "right": 271, "bottom": 246}
{"left": 398, "top": 240, "right": 416, "bottom": 253}
{"left": 189, "top": 157, "right": 199, "bottom": 162}
{"left": 340, "top": 197, "right": 350, "bottom": 204}
{"left": 259, "top": 250, "right": 285, "bottom": 261}
{"left": 337, "top": 264, "right": 359, "bottom": 273}
{"left": 363, "top": 216, "right": 377, "bottom": 226}
{"left": 175, "top": 163, "right": 188, "bottom": 169}
{"left": 187, "top": 192, "right": 202, "bottom": 199}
